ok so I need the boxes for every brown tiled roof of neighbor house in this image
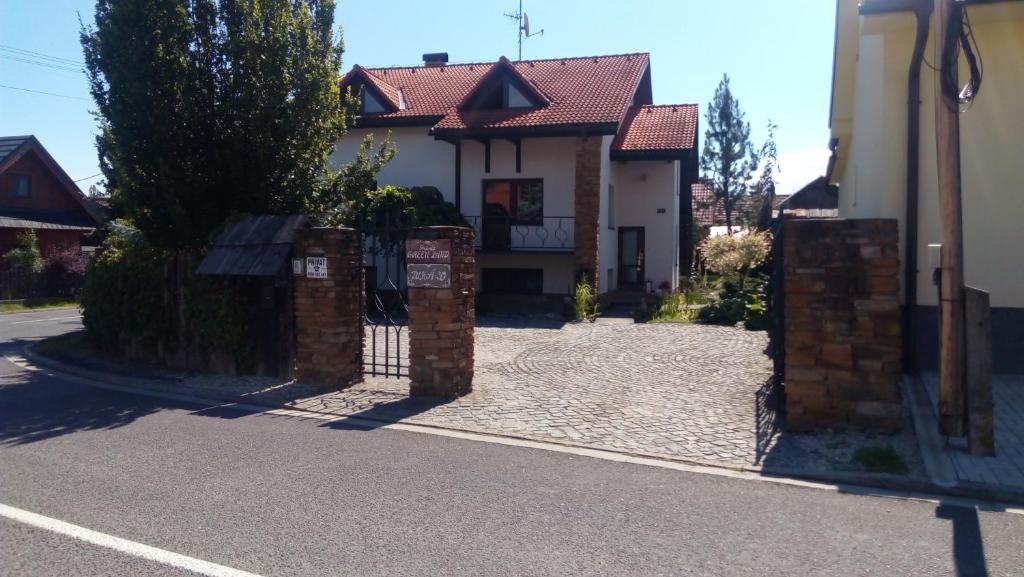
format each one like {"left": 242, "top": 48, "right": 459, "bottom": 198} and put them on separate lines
{"left": 341, "top": 53, "right": 696, "bottom": 153}
{"left": 611, "top": 104, "right": 698, "bottom": 157}
{"left": 692, "top": 181, "right": 759, "bottom": 227}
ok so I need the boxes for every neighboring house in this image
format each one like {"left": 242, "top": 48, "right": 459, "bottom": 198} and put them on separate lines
{"left": 0, "top": 135, "right": 102, "bottom": 256}
{"left": 691, "top": 180, "right": 760, "bottom": 237}
{"left": 331, "top": 53, "right": 698, "bottom": 306}
{"left": 779, "top": 176, "right": 838, "bottom": 218}
{"left": 829, "top": 0, "right": 1024, "bottom": 371}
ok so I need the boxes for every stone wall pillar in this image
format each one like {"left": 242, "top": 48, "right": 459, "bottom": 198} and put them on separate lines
{"left": 292, "top": 227, "right": 363, "bottom": 387}
{"left": 783, "top": 218, "right": 902, "bottom": 432}
{"left": 573, "top": 136, "right": 602, "bottom": 288}
{"left": 407, "top": 226, "right": 474, "bottom": 398}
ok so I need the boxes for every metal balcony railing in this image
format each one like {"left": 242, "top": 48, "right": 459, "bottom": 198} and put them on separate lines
{"left": 464, "top": 216, "right": 575, "bottom": 252}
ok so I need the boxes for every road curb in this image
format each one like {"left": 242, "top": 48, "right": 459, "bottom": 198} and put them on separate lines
{"left": 18, "top": 341, "right": 1024, "bottom": 508}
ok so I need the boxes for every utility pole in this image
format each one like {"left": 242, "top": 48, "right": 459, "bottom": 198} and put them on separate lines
{"left": 934, "top": 0, "right": 966, "bottom": 437}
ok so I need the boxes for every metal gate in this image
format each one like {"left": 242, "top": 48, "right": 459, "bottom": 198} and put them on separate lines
{"left": 360, "top": 217, "right": 410, "bottom": 378}
{"left": 766, "top": 209, "right": 786, "bottom": 390}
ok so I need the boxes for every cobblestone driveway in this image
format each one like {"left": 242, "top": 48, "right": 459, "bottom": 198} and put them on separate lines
{"left": 291, "top": 317, "right": 781, "bottom": 467}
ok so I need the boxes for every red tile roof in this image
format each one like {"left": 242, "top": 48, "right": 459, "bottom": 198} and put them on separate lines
{"left": 692, "top": 181, "right": 759, "bottom": 227}
{"left": 342, "top": 53, "right": 696, "bottom": 153}
{"left": 611, "top": 104, "right": 698, "bottom": 157}
{"left": 339, "top": 65, "right": 402, "bottom": 111}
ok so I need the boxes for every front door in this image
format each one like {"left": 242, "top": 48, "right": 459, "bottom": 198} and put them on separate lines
{"left": 618, "top": 227, "right": 645, "bottom": 288}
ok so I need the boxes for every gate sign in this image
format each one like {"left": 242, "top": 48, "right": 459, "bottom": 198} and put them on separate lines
{"left": 407, "top": 263, "right": 451, "bottom": 288}
{"left": 305, "top": 256, "right": 328, "bottom": 279}
{"left": 406, "top": 239, "right": 451, "bottom": 263}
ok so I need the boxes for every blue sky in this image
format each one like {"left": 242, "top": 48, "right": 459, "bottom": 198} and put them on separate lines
{"left": 0, "top": 0, "right": 835, "bottom": 195}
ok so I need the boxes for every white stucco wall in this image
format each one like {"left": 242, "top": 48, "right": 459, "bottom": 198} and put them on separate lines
{"left": 463, "top": 137, "right": 578, "bottom": 295}
{"left": 330, "top": 126, "right": 456, "bottom": 202}
{"left": 834, "top": 6, "right": 1024, "bottom": 308}
{"left": 460, "top": 137, "right": 576, "bottom": 219}
{"left": 332, "top": 128, "right": 681, "bottom": 298}
{"left": 610, "top": 160, "right": 680, "bottom": 292}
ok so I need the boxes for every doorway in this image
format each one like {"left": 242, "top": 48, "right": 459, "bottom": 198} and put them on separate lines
{"left": 618, "top": 227, "right": 645, "bottom": 288}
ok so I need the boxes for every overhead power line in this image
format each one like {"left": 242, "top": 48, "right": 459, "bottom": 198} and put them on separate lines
{"left": 0, "top": 84, "right": 91, "bottom": 101}
{"left": 0, "top": 54, "right": 84, "bottom": 74}
{"left": 0, "top": 44, "right": 84, "bottom": 66}
{"left": 73, "top": 173, "right": 103, "bottom": 183}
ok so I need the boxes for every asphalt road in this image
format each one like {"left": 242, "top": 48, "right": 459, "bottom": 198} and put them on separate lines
{"left": 2, "top": 309, "right": 1024, "bottom": 576}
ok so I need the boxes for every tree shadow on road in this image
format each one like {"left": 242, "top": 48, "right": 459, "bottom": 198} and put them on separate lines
{"left": 0, "top": 361, "right": 162, "bottom": 447}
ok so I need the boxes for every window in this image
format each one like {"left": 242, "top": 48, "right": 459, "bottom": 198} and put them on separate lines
{"left": 507, "top": 81, "right": 532, "bottom": 108}
{"left": 607, "top": 184, "right": 616, "bottom": 229}
{"left": 362, "top": 87, "right": 386, "bottom": 114}
{"left": 482, "top": 268, "right": 543, "bottom": 295}
{"left": 463, "top": 77, "right": 539, "bottom": 110}
{"left": 482, "top": 179, "right": 543, "bottom": 225}
{"left": 8, "top": 174, "right": 30, "bottom": 198}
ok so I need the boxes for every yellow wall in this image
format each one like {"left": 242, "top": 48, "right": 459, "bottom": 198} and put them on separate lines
{"left": 832, "top": 1, "right": 1024, "bottom": 308}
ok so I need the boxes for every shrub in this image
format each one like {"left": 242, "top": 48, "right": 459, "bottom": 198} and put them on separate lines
{"left": 699, "top": 229, "right": 771, "bottom": 285}
{"left": 186, "top": 275, "right": 251, "bottom": 363}
{"left": 651, "top": 285, "right": 711, "bottom": 323}
{"left": 342, "top": 185, "right": 468, "bottom": 230}
{"left": 3, "top": 230, "right": 44, "bottom": 275}
{"left": 573, "top": 276, "right": 599, "bottom": 322}
{"left": 80, "top": 224, "right": 168, "bottom": 353}
{"left": 40, "top": 245, "right": 87, "bottom": 297}
{"left": 696, "top": 298, "right": 746, "bottom": 326}
{"left": 853, "top": 445, "right": 909, "bottom": 475}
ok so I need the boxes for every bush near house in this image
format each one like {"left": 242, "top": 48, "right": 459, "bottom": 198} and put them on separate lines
{"left": 81, "top": 223, "right": 249, "bottom": 363}
{"left": 573, "top": 276, "right": 599, "bottom": 322}
{"left": 1, "top": 231, "right": 86, "bottom": 299}
{"left": 696, "top": 230, "right": 772, "bottom": 329}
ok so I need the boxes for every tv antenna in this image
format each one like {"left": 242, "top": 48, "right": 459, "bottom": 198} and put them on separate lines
{"left": 504, "top": 0, "right": 543, "bottom": 61}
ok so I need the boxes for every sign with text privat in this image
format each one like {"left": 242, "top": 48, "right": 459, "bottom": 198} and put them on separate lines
{"left": 305, "top": 256, "right": 328, "bottom": 279}
{"left": 406, "top": 239, "right": 451, "bottom": 264}
{"left": 407, "top": 263, "right": 451, "bottom": 288}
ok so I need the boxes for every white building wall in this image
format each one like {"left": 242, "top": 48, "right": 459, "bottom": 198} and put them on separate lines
{"left": 836, "top": 8, "right": 1024, "bottom": 308}
{"left": 462, "top": 137, "right": 578, "bottom": 296}
{"left": 330, "top": 126, "right": 456, "bottom": 202}
{"left": 611, "top": 160, "right": 680, "bottom": 292}
{"left": 332, "top": 129, "right": 680, "bottom": 298}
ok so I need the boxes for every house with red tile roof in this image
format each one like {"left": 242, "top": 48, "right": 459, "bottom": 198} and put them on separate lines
{"left": 691, "top": 180, "right": 762, "bottom": 235}
{"left": 0, "top": 135, "right": 103, "bottom": 256}
{"left": 332, "top": 52, "right": 698, "bottom": 306}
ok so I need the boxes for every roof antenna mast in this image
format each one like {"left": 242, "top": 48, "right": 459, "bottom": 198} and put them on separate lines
{"left": 504, "top": 0, "right": 543, "bottom": 61}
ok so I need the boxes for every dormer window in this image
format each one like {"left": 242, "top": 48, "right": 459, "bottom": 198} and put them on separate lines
{"left": 361, "top": 87, "right": 386, "bottom": 114}
{"left": 458, "top": 57, "right": 549, "bottom": 112}
{"left": 507, "top": 81, "right": 533, "bottom": 108}
{"left": 340, "top": 66, "right": 400, "bottom": 115}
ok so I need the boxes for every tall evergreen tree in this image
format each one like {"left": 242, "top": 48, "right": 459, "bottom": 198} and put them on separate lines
{"left": 81, "top": 0, "right": 354, "bottom": 251}
{"left": 700, "top": 75, "right": 759, "bottom": 233}
{"left": 756, "top": 120, "right": 779, "bottom": 230}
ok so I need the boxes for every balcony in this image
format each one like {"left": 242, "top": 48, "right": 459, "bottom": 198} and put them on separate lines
{"left": 464, "top": 216, "right": 575, "bottom": 253}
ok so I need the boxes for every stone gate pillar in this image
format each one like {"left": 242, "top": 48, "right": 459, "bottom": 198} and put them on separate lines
{"left": 406, "top": 226, "right": 475, "bottom": 398}
{"left": 292, "top": 227, "right": 363, "bottom": 387}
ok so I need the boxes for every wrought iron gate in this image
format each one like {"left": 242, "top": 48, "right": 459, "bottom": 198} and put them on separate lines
{"left": 766, "top": 210, "right": 786, "bottom": 390}
{"left": 361, "top": 218, "right": 410, "bottom": 378}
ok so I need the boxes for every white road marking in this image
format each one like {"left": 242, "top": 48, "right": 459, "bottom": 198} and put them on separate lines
{"left": 9, "top": 315, "right": 81, "bottom": 325}
{"left": 0, "top": 502, "right": 266, "bottom": 577}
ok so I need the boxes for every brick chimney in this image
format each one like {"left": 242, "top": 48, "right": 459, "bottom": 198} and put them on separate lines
{"left": 422, "top": 52, "right": 448, "bottom": 67}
